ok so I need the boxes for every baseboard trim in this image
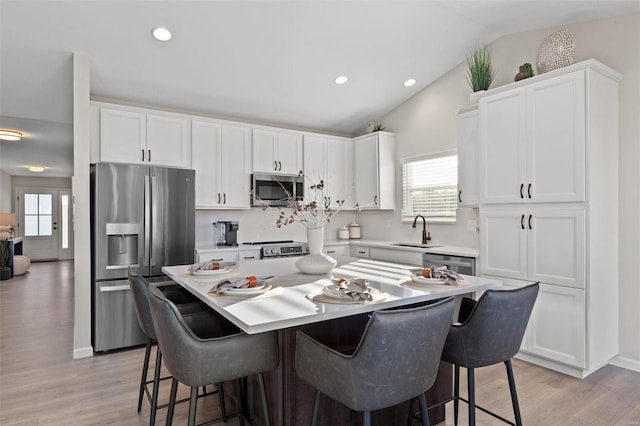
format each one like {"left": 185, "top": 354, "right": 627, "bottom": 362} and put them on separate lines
{"left": 73, "top": 346, "right": 94, "bottom": 359}
{"left": 609, "top": 356, "right": 640, "bottom": 373}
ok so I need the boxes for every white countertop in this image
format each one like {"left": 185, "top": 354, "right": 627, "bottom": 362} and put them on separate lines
{"left": 162, "top": 256, "right": 499, "bottom": 334}
{"left": 325, "top": 239, "right": 479, "bottom": 258}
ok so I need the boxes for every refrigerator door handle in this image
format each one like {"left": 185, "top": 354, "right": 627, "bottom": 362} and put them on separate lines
{"left": 150, "top": 175, "right": 158, "bottom": 268}
{"left": 144, "top": 175, "right": 151, "bottom": 268}
{"left": 99, "top": 284, "right": 131, "bottom": 292}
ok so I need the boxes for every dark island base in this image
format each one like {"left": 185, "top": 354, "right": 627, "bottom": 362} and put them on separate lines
{"left": 239, "top": 307, "right": 452, "bottom": 426}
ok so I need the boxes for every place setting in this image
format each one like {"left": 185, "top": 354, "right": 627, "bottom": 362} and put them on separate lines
{"left": 188, "top": 260, "right": 237, "bottom": 276}
{"left": 207, "top": 275, "right": 279, "bottom": 298}
{"left": 402, "top": 266, "right": 466, "bottom": 290}
{"left": 306, "top": 277, "right": 388, "bottom": 305}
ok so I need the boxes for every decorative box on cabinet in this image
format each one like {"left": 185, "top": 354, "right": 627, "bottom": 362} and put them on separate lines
{"left": 303, "top": 135, "right": 354, "bottom": 209}
{"left": 95, "top": 102, "right": 191, "bottom": 168}
{"left": 477, "top": 60, "right": 622, "bottom": 378}
{"left": 192, "top": 120, "right": 251, "bottom": 209}
{"left": 456, "top": 107, "right": 480, "bottom": 207}
{"left": 253, "top": 129, "right": 302, "bottom": 174}
{"left": 353, "top": 132, "right": 395, "bottom": 210}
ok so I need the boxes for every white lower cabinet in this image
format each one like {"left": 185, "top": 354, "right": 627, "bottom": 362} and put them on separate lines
{"left": 491, "top": 276, "right": 585, "bottom": 369}
{"left": 369, "top": 247, "right": 422, "bottom": 267}
{"left": 350, "top": 246, "right": 370, "bottom": 259}
{"left": 196, "top": 250, "right": 239, "bottom": 264}
{"left": 323, "top": 244, "right": 348, "bottom": 257}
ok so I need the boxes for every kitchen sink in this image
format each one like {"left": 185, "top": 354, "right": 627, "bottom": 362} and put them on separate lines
{"left": 392, "top": 243, "right": 442, "bottom": 249}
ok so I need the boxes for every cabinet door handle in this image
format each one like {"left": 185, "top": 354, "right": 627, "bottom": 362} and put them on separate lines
{"left": 328, "top": 196, "right": 331, "bottom": 205}
{"left": 326, "top": 250, "right": 336, "bottom": 254}
{"left": 528, "top": 214, "right": 532, "bottom": 230}
{"left": 243, "top": 256, "right": 256, "bottom": 260}
{"left": 459, "top": 190, "right": 462, "bottom": 203}
{"left": 521, "top": 214, "right": 525, "bottom": 230}
{"left": 520, "top": 184, "right": 524, "bottom": 199}
{"left": 223, "top": 193, "right": 226, "bottom": 204}
{"left": 217, "top": 193, "right": 221, "bottom": 204}
{"left": 148, "top": 150, "right": 151, "bottom": 162}
{"left": 358, "top": 250, "right": 366, "bottom": 254}
{"left": 211, "top": 258, "right": 223, "bottom": 262}
{"left": 374, "top": 195, "right": 378, "bottom": 205}
{"left": 141, "top": 149, "right": 145, "bottom": 161}
{"left": 278, "top": 161, "right": 282, "bottom": 171}
{"left": 528, "top": 183, "right": 532, "bottom": 199}
{"left": 274, "top": 161, "right": 278, "bottom": 171}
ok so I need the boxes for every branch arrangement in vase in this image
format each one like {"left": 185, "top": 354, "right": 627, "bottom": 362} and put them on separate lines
{"left": 251, "top": 170, "right": 354, "bottom": 229}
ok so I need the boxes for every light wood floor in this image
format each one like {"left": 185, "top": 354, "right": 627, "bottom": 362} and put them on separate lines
{"left": 1, "top": 261, "right": 639, "bottom": 425}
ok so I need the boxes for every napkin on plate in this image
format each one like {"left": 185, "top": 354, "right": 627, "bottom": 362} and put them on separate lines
{"left": 327, "top": 278, "right": 373, "bottom": 302}
{"left": 188, "top": 261, "right": 236, "bottom": 273}
{"left": 208, "top": 276, "right": 274, "bottom": 294}
{"left": 409, "top": 266, "right": 463, "bottom": 286}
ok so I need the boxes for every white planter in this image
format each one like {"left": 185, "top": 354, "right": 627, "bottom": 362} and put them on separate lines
{"left": 295, "top": 227, "right": 337, "bottom": 274}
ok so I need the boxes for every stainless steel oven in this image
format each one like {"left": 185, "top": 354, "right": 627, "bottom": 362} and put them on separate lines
{"left": 251, "top": 173, "right": 304, "bottom": 207}
{"left": 423, "top": 253, "right": 476, "bottom": 276}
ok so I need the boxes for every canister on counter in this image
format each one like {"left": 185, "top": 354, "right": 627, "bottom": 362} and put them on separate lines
{"left": 338, "top": 226, "right": 350, "bottom": 240}
{"left": 348, "top": 223, "right": 361, "bottom": 239}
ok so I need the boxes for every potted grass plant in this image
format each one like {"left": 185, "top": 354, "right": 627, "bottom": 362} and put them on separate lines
{"left": 466, "top": 46, "right": 496, "bottom": 93}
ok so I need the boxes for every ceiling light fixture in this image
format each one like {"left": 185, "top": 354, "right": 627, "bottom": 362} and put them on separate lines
{"left": 403, "top": 79, "right": 416, "bottom": 87}
{"left": 152, "top": 27, "right": 172, "bottom": 42}
{"left": 334, "top": 76, "right": 348, "bottom": 85}
{"left": 27, "top": 165, "right": 46, "bottom": 173}
{"left": 0, "top": 129, "right": 22, "bottom": 141}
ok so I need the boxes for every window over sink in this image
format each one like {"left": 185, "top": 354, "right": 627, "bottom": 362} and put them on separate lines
{"left": 401, "top": 152, "right": 457, "bottom": 223}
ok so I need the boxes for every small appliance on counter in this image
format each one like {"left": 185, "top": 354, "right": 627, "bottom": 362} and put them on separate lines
{"left": 214, "top": 221, "right": 239, "bottom": 246}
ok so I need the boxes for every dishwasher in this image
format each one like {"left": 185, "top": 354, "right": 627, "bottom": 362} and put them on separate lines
{"left": 423, "top": 253, "right": 476, "bottom": 276}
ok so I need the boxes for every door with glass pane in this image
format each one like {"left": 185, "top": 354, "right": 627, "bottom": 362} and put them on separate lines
{"left": 16, "top": 188, "right": 73, "bottom": 260}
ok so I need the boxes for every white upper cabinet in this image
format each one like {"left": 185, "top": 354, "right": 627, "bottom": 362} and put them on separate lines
{"left": 303, "top": 135, "right": 354, "bottom": 209}
{"left": 480, "top": 70, "right": 585, "bottom": 204}
{"left": 253, "top": 129, "right": 302, "bottom": 174}
{"left": 96, "top": 103, "right": 191, "bottom": 168}
{"left": 192, "top": 120, "right": 251, "bottom": 209}
{"left": 353, "top": 132, "right": 395, "bottom": 210}
{"left": 456, "top": 108, "right": 480, "bottom": 207}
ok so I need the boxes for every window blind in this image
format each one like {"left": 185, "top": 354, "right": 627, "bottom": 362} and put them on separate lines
{"left": 402, "top": 154, "right": 458, "bottom": 222}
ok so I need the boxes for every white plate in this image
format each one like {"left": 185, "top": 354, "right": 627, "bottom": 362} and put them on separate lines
{"left": 222, "top": 283, "right": 272, "bottom": 296}
{"left": 191, "top": 267, "right": 230, "bottom": 276}
{"left": 409, "top": 275, "right": 447, "bottom": 285}
{"left": 308, "top": 288, "right": 387, "bottom": 304}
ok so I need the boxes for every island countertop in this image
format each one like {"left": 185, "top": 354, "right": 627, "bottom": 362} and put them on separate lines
{"left": 162, "top": 256, "right": 501, "bottom": 334}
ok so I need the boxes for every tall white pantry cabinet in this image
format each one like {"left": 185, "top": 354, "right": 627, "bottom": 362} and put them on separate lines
{"left": 477, "top": 60, "right": 622, "bottom": 378}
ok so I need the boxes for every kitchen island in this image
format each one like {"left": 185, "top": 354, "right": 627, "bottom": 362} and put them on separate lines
{"left": 163, "top": 257, "right": 501, "bottom": 426}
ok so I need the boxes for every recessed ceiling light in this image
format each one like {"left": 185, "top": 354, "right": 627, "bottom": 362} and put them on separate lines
{"left": 403, "top": 79, "right": 416, "bottom": 87}
{"left": 334, "top": 76, "right": 348, "bottom": 85}
{"left": 152, "top": 27, "right": 172, "bottom": 42}
{"left": 0, "top": 129, "right": 22, "bottom": 141}
{"left": 27, "top": 165, "right": 46, "bottom": 173}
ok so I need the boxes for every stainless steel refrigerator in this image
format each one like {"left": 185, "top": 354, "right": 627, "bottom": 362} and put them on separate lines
{"left": 91, "top": 163, "right": 195, "bottom": 352}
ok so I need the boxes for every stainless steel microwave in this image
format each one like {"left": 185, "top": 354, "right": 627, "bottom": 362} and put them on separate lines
{"left": 251, "top": 173, "right": 304, "bottom": 207}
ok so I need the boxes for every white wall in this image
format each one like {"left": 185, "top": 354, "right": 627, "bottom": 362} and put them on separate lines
{"left": 0, "top": 170, "right": 11, "bottom": 212}
{"left": 378, "top": 14, "right": 640, "bottom": 370}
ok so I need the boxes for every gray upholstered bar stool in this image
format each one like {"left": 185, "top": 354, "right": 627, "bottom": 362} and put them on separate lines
{"left": 295, "top": 297, "right": 455, "bottom": 426}
{"left": 148, "top": 285, "right": 279, "bottom": 426}
{"left": 128, "top": 270, "right": 225, "bottom": 425}
{"left": 432, "top": 283, "right": 539, "bottom": 426}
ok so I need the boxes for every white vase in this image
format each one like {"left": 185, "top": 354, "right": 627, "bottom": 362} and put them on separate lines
{"left": 295, "top": 227, "right": 337, "bottom": 274}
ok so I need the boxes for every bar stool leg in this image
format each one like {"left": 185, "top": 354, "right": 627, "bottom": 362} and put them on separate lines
{"left": 138, "top": 338, "right": 152, "bottom": 413}
{"left": 188, "top": 386, "right": 198, "bottom": 426}
{"left": 406, "top": 397, "right": 416, "bottom": 426}
{"left": 150, "top": 346, "right": 163, "bottom": 426}
{"left": 166, "top": 378, "right": 179, "bottom": 426}
{"left": 363, "top": 410, "right": 372, "bottom": 426}
{"left": 453, "top": 364, "right": 460, "bottom": 426}
{"left": 467, "top": 367, "right": 476, "bottom": 426}
{"left": 257, "top": 373, "right": 271, "bottom": 426}
{"left": 418, "top": 394, "right": 431, "bottom": 426}
{"left": 311, "top": 390, "right": 321, "bottom": 426}
{"left": 505, "top": 360, "right": 523, "bottom": 426}
{"left": 217, "top": 382, "right": 227, "bottom": 419}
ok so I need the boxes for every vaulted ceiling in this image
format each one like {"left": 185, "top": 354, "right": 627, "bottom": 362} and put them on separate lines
{"left": 1, "top": 1, "right": 638, "bottom": 177}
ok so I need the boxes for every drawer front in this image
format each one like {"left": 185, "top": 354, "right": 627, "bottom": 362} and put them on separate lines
{"left": 350, "top": 246, "right": 370, "bottom": 259}
{"left": 196, "top": 251, "right": 239, "bottom": 264}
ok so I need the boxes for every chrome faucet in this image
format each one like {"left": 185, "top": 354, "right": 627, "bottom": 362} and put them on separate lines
{"left": 412, "top": 215, "right": 431, "bottom": 245}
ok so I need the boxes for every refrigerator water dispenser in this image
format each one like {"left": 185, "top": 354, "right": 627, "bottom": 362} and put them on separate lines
{"left": 105, "top": 223, "right": 139, "bottom": 269}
